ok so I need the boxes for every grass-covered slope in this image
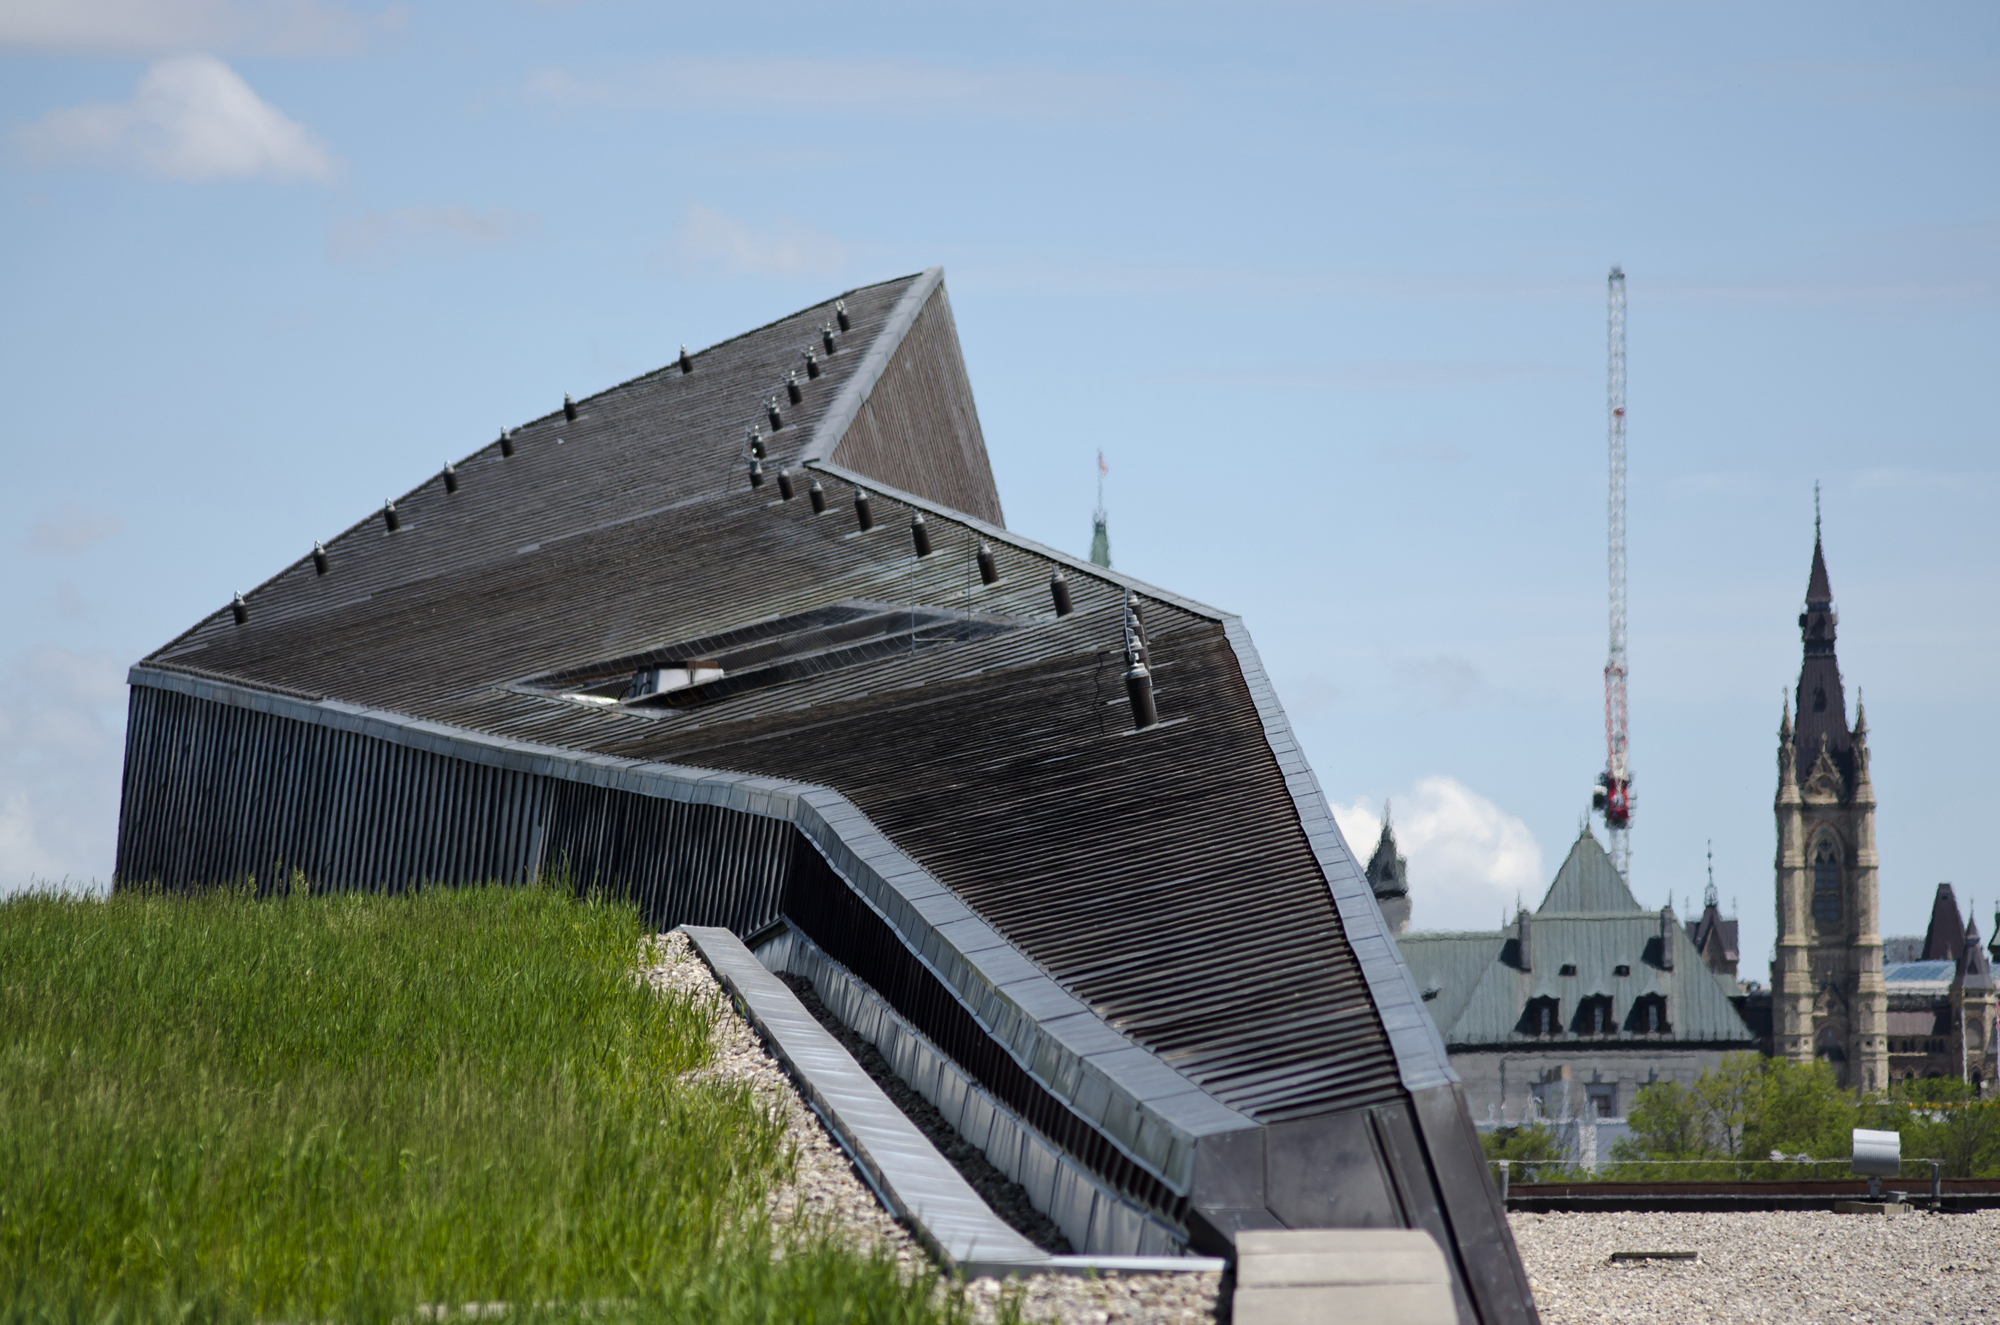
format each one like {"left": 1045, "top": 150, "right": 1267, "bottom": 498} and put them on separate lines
{"left": 0, "top": 885, "right": 960, "bottom": 1324}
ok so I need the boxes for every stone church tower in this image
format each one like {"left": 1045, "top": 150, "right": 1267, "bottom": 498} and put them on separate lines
{"left": 1773, "top": 533, "right": 1888, "bottom": 1091}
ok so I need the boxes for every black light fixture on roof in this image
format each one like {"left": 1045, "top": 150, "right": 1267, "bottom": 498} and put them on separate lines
{"left": 777, "top": 469, "right": 796, "bottom": 501}
{"left": 766, "top": 397, "right": 784, "bottom": 431}
{"left": 1050, "top": 568, "right": 1074, "bottom": 617}
{"left": 977, "top": 542, "right": 998, "bottom": 586}
{"left": 786, "top": 372, "right": 803, "bottom": 405}
{"left": 1126, "top": 593, "right": 1151, "bottom": 670}
{"left": 383, "top": 499, "right": 400, "bottom": 533}
{"left": 312, "top": 541, "right": 329, "bottom": 576}
{"left": 1125, "top": 640, "right": 1158, "bottom": 731}
{"left": 678, "top": 345, "right": 694, "bottom": 374}
{"left": 835, "top": 299, "right": 850, "bottom": 332}
{"left": 821, "top": 324, "right": 838, "bottom": 354}
{"left": 910, "top": 512, "right": 932, "bottom": 557}
{"left": 443, "top": 462, "right": 459, "bottom": 494}
{"left": 808, "top": 478, "right": 826, "bottom": 514}
{"left": 746, "top": 426, "right": 766, "bottom": 459}
{"left": 803, "top": 348, "right": 821, "bottom": 380}
{"left": 231, "top": 592, "right": 248, "bottom": 625}
{"left": 748, "top": 455, "right": 764, "bottom": 488}
{"left": 563, "top": 394, "right": 578, "bottom": 423}
{"left": 500, "top": 428, "right": 515, "bottom": 457}
{"left": 853, "top": 489, "right": 875, "bottom": 532}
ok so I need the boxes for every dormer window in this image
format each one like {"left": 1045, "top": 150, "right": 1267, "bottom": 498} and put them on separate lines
{"left": 1628, "top": 993, "right": 1669, "bottom": 1035}
{"left": 1559, "top": 963, "right": 1578, "bottom": 977}
{"left": 1576, "top": 995, "right": 1615, "bottom": 1036}
{"left": 1614, "top": 964, "right": 1631, "bottom": 977}
{"left": 1522, "top": 997, "right": 1560, "bottom": 1037}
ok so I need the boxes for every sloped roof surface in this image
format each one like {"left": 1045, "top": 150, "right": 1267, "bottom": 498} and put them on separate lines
{"left": 1922, "top": 883, "right": 1968, "bottom": 962}
{"left": 1401, "top": 832, "right": 1753, "bottom": 1048}
{"left": 1537, "top": 831, "right": 1643, "bottom": 915}
{"left": 143, "top": 270, "right": 1400, "bottom": 1126}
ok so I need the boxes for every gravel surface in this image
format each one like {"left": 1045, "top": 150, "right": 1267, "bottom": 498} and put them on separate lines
{"left": 1511, "top": 1209, "right": 2000, "bottom": 1324}
{"left": 642, "top": 933, "right": 1223, "bottom": 1325}
{"left": 778, "top": 970, "right": 1074, "bottom": 1254}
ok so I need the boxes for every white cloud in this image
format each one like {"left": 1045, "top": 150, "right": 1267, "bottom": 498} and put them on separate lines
{"left": 671, "top": 204, "right": 849, "bottom": 279}
{"left": 526, "top": 57, "right": 1139, "bottom": 120}
{"left": 329, "top": 205, "right": 542, "bottom": 267}
{"left": 0, "top": 0, "right": 403, "bottom": 56}
{"left": 1333, "top": 775, "right": 1545, "bottom": 933}
{"left": 14, "top": 54, "right": 337, "bottom": 183}
{"left": 0, "top": 645, "right": 127, "bottom": 895}
{"left": 26, "top": 502, "right": 124, "bottom": 555}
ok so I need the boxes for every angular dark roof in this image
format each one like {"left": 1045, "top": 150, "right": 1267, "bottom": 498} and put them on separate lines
{"left": 140, "top": 271, "right": 1408, "bottom": 1126}
{"left": 122, "top": 272, "right": 1540, "bottom": 1317}
{"left": 1922, "top": 883, "right": 1968, "bottom": 963}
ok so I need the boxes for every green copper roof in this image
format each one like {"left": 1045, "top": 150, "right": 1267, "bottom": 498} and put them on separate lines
{"left": 1397, "top": 832, "right": 1755, "bottom": 1049}
{"left": 1537, "top": 829, "right": 1643, "bottom": 914}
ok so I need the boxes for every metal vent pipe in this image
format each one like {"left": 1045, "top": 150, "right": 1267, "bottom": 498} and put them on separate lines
{"left": 443, "top": 462, "right": 458, "bottom": 494}
{"left": 231, "top": 593, "right": 248, "bottom": 625}
{"left": 809, "top": 479, "right": 826, "bottom": 514}
{"left": 312, "top": 542, "right": 328, "bottom": 576}
{"left": 910, "top": 512, "right": 932, "bottom": 557}
{"left": 383, "top": 500, "right": 400, "bottom": 533}
{"left": 777, "top": 470, "right": 795, "bottom": 501}
{"left": 977, "top": 542, "right": 998, "bottom": 585}
{"left": 1050, "top": 569, "right": 1073, "bottom": 617}
{"left": 853, "top": 490, "right": 875, "bottom": 532}
{"left": 563, "top": 394, "right": 578, "bottom": 422}
{"left": 678, "top": 346, "right": 694, "bottom": 374}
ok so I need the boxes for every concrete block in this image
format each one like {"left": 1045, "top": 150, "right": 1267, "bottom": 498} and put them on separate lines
{"left": 1233, "top": 1229, "right": 1455, "bottom": 1325}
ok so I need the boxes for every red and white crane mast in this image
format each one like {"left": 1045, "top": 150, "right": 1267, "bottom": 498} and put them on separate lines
{"left": 1594, "top": 266, "right": 1634, "bottom": 880}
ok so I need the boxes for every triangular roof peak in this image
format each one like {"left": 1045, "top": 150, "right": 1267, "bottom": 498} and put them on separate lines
{"left": 1537, "top": 829, "right": 1645, "bottom": 915}
{"left": 1923, "top": 883, "right": 1969, "bottom": 963}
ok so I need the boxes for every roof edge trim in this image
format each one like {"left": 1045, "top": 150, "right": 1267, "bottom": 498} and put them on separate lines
{"left": 124, "top": 662, "right": 1251, "bottom": 1186}
{"left": 1215, "top": 618, "right": 1459, "bottom": 1096}
{"left": 801, "top": 267, "right": 944, "bottom": 467}
{"left": 805, "top": 459, "right": 1230, "bottom": 621}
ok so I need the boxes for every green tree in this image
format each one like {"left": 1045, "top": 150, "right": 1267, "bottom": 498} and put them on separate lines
{"left": 1612, "top": 1053, "right": 1854, "bottom": 1175}
{"left": 1480, "top": 1123, "right": 1567, "bottom": 1182}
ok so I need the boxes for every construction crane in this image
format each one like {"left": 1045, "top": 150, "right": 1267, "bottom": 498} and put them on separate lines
{"left": 1592, "top": 266, "right": 1633, "bottom": 880}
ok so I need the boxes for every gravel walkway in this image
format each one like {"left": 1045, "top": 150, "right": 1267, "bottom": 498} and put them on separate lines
{"left": 641, "top": 933, "right": 1223, "bottom": 1325}
{"left": 1511, "top": 1209, "right": 2000, "bottom": 1324}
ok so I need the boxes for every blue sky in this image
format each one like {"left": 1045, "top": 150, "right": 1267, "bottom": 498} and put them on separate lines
{"left": 3, "top": 0, "right": 1995, "bottom": 976}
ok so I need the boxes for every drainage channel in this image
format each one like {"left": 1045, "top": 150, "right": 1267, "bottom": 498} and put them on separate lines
{"left": 680, "top": 926, "right": 1226, "bottom": 1279}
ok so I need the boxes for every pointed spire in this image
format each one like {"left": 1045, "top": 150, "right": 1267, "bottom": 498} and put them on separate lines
{"left": 1806, "top": 535, "right": 1833, "bottom": 609}
{"left": 1704, "top": 840, "right": 1717, "bottom": 911}
{"left": 1780, "top": 695, "right": 1794, "bottom": 742}
{"left": 1854, "top": 692, "right": 1868, "bottom": 739}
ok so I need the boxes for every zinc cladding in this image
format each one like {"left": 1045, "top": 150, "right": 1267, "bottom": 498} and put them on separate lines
{"left": 140, "top": 270, "right": 1402, "bottom": 1127}
{"left": 1397, "top": 833, "right": 1754, "bottom": 1050}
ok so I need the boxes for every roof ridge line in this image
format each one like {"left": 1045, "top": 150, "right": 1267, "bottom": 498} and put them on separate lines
{"left": 799, "top": 267, "right": 942, "bottom": 467}
{"left": 804, "top": 457, "right": 1232, "bottom": 622}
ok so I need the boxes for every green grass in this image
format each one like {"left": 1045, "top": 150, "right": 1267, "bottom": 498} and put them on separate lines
{"left": 0, "top": 883, "right": 969, "bottom": 1325}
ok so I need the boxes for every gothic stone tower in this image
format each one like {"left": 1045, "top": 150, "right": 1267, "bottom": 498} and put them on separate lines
{"left": 1773, "top": 534, "right": 1888, "bottom": 1091}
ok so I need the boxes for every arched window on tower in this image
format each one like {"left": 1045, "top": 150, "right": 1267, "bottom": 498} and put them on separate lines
{"left": 1812, "top": 840, "right": 1842, "bottom": 926}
